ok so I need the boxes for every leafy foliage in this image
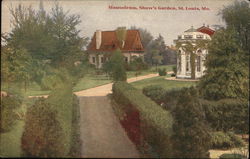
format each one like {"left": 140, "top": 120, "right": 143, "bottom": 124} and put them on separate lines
{"left": 0, "top": 95, "right": 22, "bottom": 132}
{"left": 158, "top": 68, "right": 167, "bottom": 76}
{"left": 112, "top": 82, "right": 173, "bottom": 157}
{"left": 104, "top": 49, "right": 127, "bottom": 81}
{"left": 142, "top": 85, "right": 165, "bottom": 105}
{"left": 21, "top": 98, "right": 64, "bottom": 157}
{"left": 210, "top": 131, "right": 245, "bottom": 149}
{"left": 199, "top": 2, "right": 249, "bottom": 100}
{"left": 198, "top": 29, "right": 249, "bottom": 100}
{"left": 171, "top": 87, "right": 211, "bottom": 158}
{"left": 201, "top": 98, "right": 249, "bottom": 133}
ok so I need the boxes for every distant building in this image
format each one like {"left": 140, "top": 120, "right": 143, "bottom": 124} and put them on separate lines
{"left": 174, "top": 25, "right": 215, "bottom": 79}
{"left": 87, "top": 27, "right": 144, "bottom": 68}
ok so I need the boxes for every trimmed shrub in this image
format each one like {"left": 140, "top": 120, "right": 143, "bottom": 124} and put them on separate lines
{"left": 158, "top": 68, "right": 166, "bottom": 76}
{"left": 171, "top": 73, "right": 175, "bottom": 77}
{"left": 142, "top": 85, "right": 165, "bottom": 105}
{"left": 46, "top": 83, "right": 73, "bottom": 157}
{"left": 0, "top": 95, "right": 22, "bottom": 132}
{"left": 69, "top": 94, "right": 81, "bottom": 157}
{"left": 219, "top": 153, "right": 246, "bottom": 159}
{"left": 172, "top": 65, "right": 177, "bottom": 75}
{"left": 21, "top": 98, "right": 64, "bottom": 157}
{"left": 201, "top": 98, "right": 249, "bottom": 133}
{"left": 210, "top": 131, "right": 245, "bottom": 149}
{"left": 112, "top": 82, "right": 173, "bottom": 157}
{"left": 171, "top": 87, "right": 211, "bottom": 158}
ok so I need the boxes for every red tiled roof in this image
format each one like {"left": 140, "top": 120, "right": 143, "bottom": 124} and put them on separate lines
{"left": 87, "top": 30, "right": 144, "bottom": 52}
{"left": 197, "top": 26, "right": 215, "bottom": 36}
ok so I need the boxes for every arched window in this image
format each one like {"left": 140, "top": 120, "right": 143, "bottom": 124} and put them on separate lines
{"left": 197, "top": 56, "right": 201, "bottom": 72}
{"left": 186, "top": 55, "right": 190, "bottom": 71}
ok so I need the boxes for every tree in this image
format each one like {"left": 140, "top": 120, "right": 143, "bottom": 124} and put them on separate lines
{"left": 105, "top": 49, "right": 127, "bottom": 81}
{"left": 198, "top": 29, "right": 248, "bottom": 100}
{"left": 146, "top": 35, "right": 165, "bottom": 67}
{"left": 171, "top": 87, "right": 211, "bottom": 158}
{"left": 198, "top": 2, "right": 249, "bottom": 100}
{"left": 130, "top": 26, "right": 153, "bottom": 48}
{"left": 221, "top": 1, "right": 250, "bottom": 55}
{"left": 21, "top": 98, "right": 64, "bottom": 157}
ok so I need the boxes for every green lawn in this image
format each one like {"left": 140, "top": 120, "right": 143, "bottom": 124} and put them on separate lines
{"left": 0, "top": 121, "right": 25, "bottom": 157}
{"left": 2, "top": 65, "right": 175, "bottom": 96}
{"left": 130, "top": 76, "right": 197, "bottom": 90}
{"left": 0, "top": 97, "right": 37, "bottom": 157}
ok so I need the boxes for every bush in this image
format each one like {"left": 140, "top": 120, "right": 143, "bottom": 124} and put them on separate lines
{"left": 219, "top": 153, "right": 246, "bottom": 159}
{"left": 171, "top": 73, "right": 175, "bottom": 77}
{"left": 172, "top": 65, "right": 177, "bottom": 74}
{"left": 201, "top": 98, "right": 249, "bottom": 133}
{"left": 46, "top": 83, "right": 74, "bottom": 157}
{"left": 0, "top": 95, "right": 22, "bottom": 132}
{"left": 112, "top": 82, "right": 173, "bottom": 157}
{"left": 142, "top": 85, "right": 165, "bottom": 105}
{"left": 210, "top": 131, "right": 245, "bottom": 149}
{"left": 69, "top": 94, "right": 81, "bottom": 157}
{"left": 21, "top": 98, "right": 64, "bottom": 157}
{"left": 171, "top": 87, "right": 211, "bottom": 158}
{"left": 158, "top": 68, "right": 166, "bottom": 76}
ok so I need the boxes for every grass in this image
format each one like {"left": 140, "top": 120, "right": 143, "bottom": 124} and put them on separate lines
{"left": 130, "top": 75, "right": 197, "bottom": 90}
{"left": 0, "top": 97, "right": 36, "bottom": 157}
{"left": 0, "top": 121, "right": 25, "bottom": 157}
{"left": 73, "top": 74, "right": 112, "bottom": 92}
{"left": 1, "top": 65, "right": 175, "bottom": 96}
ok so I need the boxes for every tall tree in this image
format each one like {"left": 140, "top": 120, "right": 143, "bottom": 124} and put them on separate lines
{"left": 146, "top": 34, "right": 165, "bottom": 66}
{"left": 198, "top": 2, "right": 249, "bottom": 100}
{"left": 198, "top": 29, "right": 248, "bottom": 100}
{"left": 104, "top": 49, "right": 127, "bottom": 81}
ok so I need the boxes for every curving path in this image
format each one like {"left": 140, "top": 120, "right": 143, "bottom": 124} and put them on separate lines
{"left": 76, "top": 73, "right": 160, "bottom": 158}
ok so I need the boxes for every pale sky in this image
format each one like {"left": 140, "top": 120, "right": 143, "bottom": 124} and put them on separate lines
{"left": 1, "top": 0, "right": 237, "bottom": 45}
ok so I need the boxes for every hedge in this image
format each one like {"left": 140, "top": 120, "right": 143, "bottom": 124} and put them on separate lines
{"left": 0, "top": 95, "right": 22, "bottom": 132}
{"left": 21, "top": 98, "right": 64, "bottom": 157}
{"left": 200, "top": 98, "right": 249, "bottom": 133}
{"left": 210, "top": 131, "right": 245, "bottom": 149}
{"left": 143, "top": 86, "right": 249, "bottom": 134}
{"left": 46, "top": 83, "right": 74, "bottom": 157}
{"left": 112, "top": 82, "right": 173, "bottom": 157}
{"left": 21, "top": 81, "right": 78, "bottom": 157}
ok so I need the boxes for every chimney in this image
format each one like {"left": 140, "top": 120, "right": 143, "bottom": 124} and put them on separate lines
{"left": 96, "top": 30, "right": 102, "bottom": 49}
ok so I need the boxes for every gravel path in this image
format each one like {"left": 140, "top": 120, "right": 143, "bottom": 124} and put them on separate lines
{"left": 75, "top": 73, "right": 158, "bottom": 96}
{"left": 79, "top": 96, "right": 140, "bottom": 158}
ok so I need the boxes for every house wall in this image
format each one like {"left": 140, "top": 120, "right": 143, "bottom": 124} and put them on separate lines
{"left": 89, "top": 52, "right": 144, "bottom": 68}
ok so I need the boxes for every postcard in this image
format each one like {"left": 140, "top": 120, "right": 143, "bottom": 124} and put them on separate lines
{"left": 1, "top": 0, "right": 249, "bottom": 158}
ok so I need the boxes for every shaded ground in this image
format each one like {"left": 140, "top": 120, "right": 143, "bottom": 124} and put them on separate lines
{"left": 79, "top": 96, "right": 139, "bottom": 158}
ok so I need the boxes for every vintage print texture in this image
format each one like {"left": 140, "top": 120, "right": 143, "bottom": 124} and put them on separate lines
{"left": 1, "top": 0, "right": 249, "bottom": 158}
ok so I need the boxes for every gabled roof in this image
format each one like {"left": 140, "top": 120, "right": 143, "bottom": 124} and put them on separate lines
{"left": 87, "top": 30, "right": 144, "bottom": 52}
{"left": 197, "top": 26, "right": 215, "bottom": 36}
{"left": 184, "top": 26, "right": 197, "bottom": 32}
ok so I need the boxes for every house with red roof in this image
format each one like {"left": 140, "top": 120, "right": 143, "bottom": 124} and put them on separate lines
{"left": 87, "top": 27, "right": 144, "bottom": 68}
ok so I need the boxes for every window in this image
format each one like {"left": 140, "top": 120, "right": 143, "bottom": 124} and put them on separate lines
{"left": 196, "top": 35, "right": 204, "bottom": 39}
{"left": 101, "top": 57, "right": 105, "bottom": 63}
{"left": 197, "top": 56, "right": 201, "bottom": 72}
{"left": 184, "top": 35, "right": 193, "bottom": 39}
{"left": 92, "top": 57, "right": 96, "bottom": 63}
{"left": 124, "top": 57, "right": 128, "bottom": 63}
{"left": 178, "top": 55, "right": 182, "bottom": 72}
{"left": 186, "top": 55, "right": 190, "bottom": 71}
